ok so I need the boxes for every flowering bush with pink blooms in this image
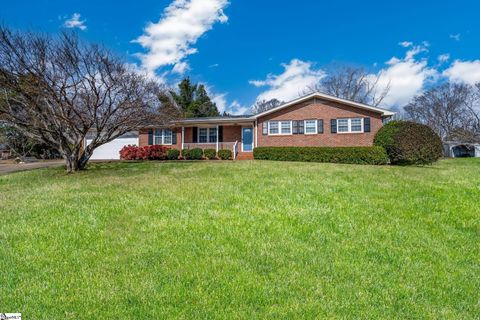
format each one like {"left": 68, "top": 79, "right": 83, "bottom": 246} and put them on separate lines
{"left": 119, "top": 145, "right": 170, "bottom": 160}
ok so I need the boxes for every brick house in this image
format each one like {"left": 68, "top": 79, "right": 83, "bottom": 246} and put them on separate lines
{"left": 86, "top": 92, "right": 394, "bottom": 160}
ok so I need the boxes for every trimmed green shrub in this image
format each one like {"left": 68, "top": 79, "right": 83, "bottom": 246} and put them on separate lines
{"left": 166, "top": 149, "right": 180, "bottom": 160}
{"left": 218, "top": 149, "right": 232, "bottom": 160}
{"left": 374, "top": 121, "right": 443, "bottom": 165}
{"left": 253, "top": 146, "right": 388, "bottom": 165}
{"left": 183, "top": 148, "right": 203, "bottom": 160}
{"left": 203, "top": 149, "right": 217, "bottom": 160}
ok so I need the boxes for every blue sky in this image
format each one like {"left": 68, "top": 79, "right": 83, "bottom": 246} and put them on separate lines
{"left": 3, "top": 0, "right": 480, "bottom": 114}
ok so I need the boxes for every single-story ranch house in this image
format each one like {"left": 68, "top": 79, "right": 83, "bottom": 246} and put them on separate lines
{"left": 86, "top": 92, "right": 395, "bottom": 160}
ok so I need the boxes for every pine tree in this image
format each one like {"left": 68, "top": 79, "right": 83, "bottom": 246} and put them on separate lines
{"left": 171, "top": 78, "right": 220, "bottom": 118}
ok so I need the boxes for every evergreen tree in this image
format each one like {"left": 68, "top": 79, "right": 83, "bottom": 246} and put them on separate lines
{"left": 171, "top": 78, "right": 220, "bottom": 118}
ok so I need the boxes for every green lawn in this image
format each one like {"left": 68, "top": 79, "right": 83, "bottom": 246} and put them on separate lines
{"left": 0, "top": 159, "right": 479, "bottom": 319}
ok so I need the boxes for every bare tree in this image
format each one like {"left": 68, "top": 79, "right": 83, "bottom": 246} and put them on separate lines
{"left": 405, "top": 82, "right": 480, "bottom": 142}
{"left": 307, "top": 66, "right": 390, "bottom": 107}
{"left": 251, "top": 98, "right": 283, "bottom": 114}
{"left": 0, "top": 27, "right": 174, "bottom": 173}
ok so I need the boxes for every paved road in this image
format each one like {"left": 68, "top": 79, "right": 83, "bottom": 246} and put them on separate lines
{"left": 0, "top": 160, "right": 65, "bottom": 175}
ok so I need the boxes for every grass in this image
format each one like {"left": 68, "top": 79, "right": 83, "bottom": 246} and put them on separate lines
{"left": 0, "top": 159, "right": 479, "bottom": 319}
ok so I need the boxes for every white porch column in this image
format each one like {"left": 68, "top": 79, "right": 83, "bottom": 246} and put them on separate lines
{"left": 181, "top": 126, "right": 185, "bottom": 149}
{"left": 216, "top": 125, "right": 219, "bottom": 152}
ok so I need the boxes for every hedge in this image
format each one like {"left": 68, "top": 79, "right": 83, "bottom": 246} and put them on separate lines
{"left": 119, "top": 145, "right": 169, "bottom": 160}
{"left": 217, "top": 149, "right": 232, "bottom": 160}
{"left": 166, "top": 149, "right": 180, "bottom": 160}
{"left": 182, "top": 148, "right": 203, "bottom": 160}
{"left": 374, "top": 121, "right": 443, "bottom": 165}
{"left": 253, "top": 146, "right": 389, "bottom": 165}
{"left": 203, "top": 149, "right": 217, "bottom": 160}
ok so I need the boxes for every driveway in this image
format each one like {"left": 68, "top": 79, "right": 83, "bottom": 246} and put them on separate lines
{"left": 0, "top": 160, "right": 65, "bottom": 175}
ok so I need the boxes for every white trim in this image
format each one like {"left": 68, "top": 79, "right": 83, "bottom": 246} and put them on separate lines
{"left": 337, "top": 118, "right": 364, "bottom": 134}
{"left": 154, "top": 129, "right": 173, "bottom": 145}
{"left": 267, "top": 120, "right": 293, "bottom": 136}
{"left": 304, "top": 119, "right": 317, "bottom": 135}
{"left": 198, "top": 127, "right": 217, "bottom": 144}
{"left": 252, "top": 92, "right": 395, "bottom": 118}
{"left": 216, "top": 125, "right": 219, "bottom": 152}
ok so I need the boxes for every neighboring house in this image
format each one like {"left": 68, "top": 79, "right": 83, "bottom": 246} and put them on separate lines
{"left": 443, "top": 141, "right": 480, "bottom": 158}
{"left": 87, "top": 92, "right": 395, "bottom": 160}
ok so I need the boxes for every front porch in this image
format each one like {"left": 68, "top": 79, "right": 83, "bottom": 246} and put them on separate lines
{"left": 178, "top": 121, "right": 255, "bottom": 160}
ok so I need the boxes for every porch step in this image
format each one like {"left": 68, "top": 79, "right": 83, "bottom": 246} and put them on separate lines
{"left": 236, "top": 152, "right": 254, "bottom": 160}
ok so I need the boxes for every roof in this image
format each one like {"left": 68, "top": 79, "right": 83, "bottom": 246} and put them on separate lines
{"left": 252, "top": 92, "right": 395, "bottom": 118}
{"left": 170, "top": 92, "right": 395, "bottom": 126}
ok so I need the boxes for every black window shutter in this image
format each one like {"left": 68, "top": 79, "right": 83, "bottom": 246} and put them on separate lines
{"left": 148, "top": 129, "right": 153, "bottom": 145}
{"left": 364, "top": 118, "right": 371, "bottom": 132}
{"left": 318, "top": 119, "right": 324, "bottom": 133}
{"left": 292, "top": 120, "right": 298, "bottom": 134}
{"left": 218, "top": 126, "right": 223, "bottom": 142}
{"left": 298, "top": 120, "right": 304, "bottom": 134}
{"left": 330, "top": 119, "right": 337, "bottom": 133}
{"left": 192, "top": 127, "right": 198, "bottom": 143}
{"left": 262, "top": 122, "right": 268, "bottom": 135}
{"left": 172, "top": 129, "right": 177, "bottom": 144}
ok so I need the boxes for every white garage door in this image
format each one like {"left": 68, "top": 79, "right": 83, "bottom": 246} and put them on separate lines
{"left": 86, "top": 132, "right": 139, "bottom": 160}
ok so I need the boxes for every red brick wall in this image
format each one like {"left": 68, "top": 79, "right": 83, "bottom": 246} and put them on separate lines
{"left": 256, "top": 99, "right": 383, "bottom": 147}
{"left": 139, "top": 128, "right": 182, "bottom": 149}
{"left": 139, "top": 125, "right": 242, "bottom": 149}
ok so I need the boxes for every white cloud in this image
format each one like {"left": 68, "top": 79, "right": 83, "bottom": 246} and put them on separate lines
{"left": 63, "top": 13, "right": 87, "bottom": 31}
{"left": 250, "top": 59, "right": 326, "bottom": 102}
{"left": 450, "top": 33, "right": 461, "bottom": 41}
{"left": 399, "top": 41, "right": 413, "bottom": 48}
{"left": 211, "top": 92, "right": 249, "bottom": 115}
{"left": 443, "top": 60, "right": 480, "bottom": 85}
{"left": 374, "top": 43, "right": 437, "bottom": 107}
{"left": 438, "top": 53, "right": 450, "bottom": 63}
{"left": 172, "top": 61, "right": 190, "bottom": 74}
{"left": 134, "top": 0, "right": 229, "bottom": 75}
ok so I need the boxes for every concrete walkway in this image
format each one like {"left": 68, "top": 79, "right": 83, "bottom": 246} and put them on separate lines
{"left": 0, "top": 160, "right": 65, "bottom": 175}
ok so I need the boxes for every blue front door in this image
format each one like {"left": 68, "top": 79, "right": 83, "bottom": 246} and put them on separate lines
{"left": 242, "top": 127, "right": 253, "bottom": 152}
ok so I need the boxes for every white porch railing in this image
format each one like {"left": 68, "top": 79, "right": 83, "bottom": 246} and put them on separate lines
{"left": 233, "top": 141, "right": 239, "bottom": 160}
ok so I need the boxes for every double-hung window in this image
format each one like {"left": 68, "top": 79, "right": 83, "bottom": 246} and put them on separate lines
{"left": 304, "top": 120, "right": 317, "bottom": 134}
{"left": 199, "top": 127, "right": 218, "bottom": 143}
{"left": 268, "top": 121, "right": 292, "bottom": 135}
{"left": 154, "top": 129, "right": 173, "bottom": 145}
{"left": 337, "top": 118, "right": 363, "bottom": 133}
{"left": 268, "top": 121, "right": 279, "bottom": 135}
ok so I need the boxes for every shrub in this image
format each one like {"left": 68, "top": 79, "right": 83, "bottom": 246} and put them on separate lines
{"left": 167, "top": 149, "right": 180, "bottom": 160}
{"left": 218, "top": 149, "right": 232, "bottom": 160}
{"left": 119, "top": 145, "right": 169, "bottom": 160}
{"left": 119, "top": 145, "right": 139, "bottom": 160}
{"left": 253, "top": 146, "right": 388, "bottom": 165}
{"left": 374, "top": 121, "right": 443, "bottom": 165}
{"left": 203, "top": 149, "right": 217, "bottom": 160}
{"left": 183, "top": 148, "right": 203, "bottom": 160}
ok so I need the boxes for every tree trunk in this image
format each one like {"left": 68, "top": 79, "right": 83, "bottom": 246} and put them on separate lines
{"left": 64, "top": 149, "right": 90, "bottom": 173}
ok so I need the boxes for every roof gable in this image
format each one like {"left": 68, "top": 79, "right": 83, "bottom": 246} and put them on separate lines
{"left": 252, "top": 92, "right": 395, "bottom": 119}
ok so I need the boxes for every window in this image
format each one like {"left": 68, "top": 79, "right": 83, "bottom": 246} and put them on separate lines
{"left": 268, "top": 121, "right": 279, "bottom": 135}
{"left": 304, "top": 120, "right": 317, "bottom": 134}
{"left": 154, "top": 129, "right": 173, "bottom": 145}
{"left": 199, "top": 128, "right": 208, "bottom": 143}
{"left": 281, "top": 121, "right": 292, "bottom": 134}
{"left": 198, "top": 127, "right": 218, "bottom": 143}
{"left": 351, "top": 118, "right": 362, "bottom": 132}
{"left": 209, "top": 127, "right": 217, "bottom": 143}
{"left": 268, "top": 121, "right": 292, "bottom": 135}
{"left": 337, "top": 118, "right": 363, "bottom": 133}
